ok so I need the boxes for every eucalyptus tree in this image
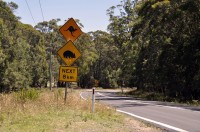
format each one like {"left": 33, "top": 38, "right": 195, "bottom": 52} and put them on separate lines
{"left": 0, "top": 1, "right": 32, "bottom": 91}
{"left": 0, "top": 1, "right": 49, "bottom": 91}
{"left": 35, "top": 19, "right": 63, "bottom": 88}
{"left": 88, "top": 30, "right": 120, "bottom": 88}
{"left": 107, "top": 0, "right": 139, "bottom": 86}
{"left": 0, "top": 18, "right": 7, "bottom": 92}
{"left": 132, "top": 0, "right": 200, "bottom": 100}
{"left": 22, "top": 24, "right": 48, "bottom": 88}
{"left": 74, "top": 32, "right": 98, "bottom": 88}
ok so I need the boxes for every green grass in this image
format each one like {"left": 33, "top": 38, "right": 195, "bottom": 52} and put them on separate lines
{"left": 0, "top": 88, "right": 161, "bottom": 132}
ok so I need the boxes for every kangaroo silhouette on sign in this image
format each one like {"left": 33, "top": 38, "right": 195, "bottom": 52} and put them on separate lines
{"left": 64, "top": 26, "right": 77, "bottom": 37}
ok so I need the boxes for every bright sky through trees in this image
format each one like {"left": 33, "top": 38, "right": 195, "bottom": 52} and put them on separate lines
{"left": 3, "top": 0, "right": 121, "bottom": 32}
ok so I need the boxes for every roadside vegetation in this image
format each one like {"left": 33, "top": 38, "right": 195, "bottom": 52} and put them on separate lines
{"left": 0, "top": 0, "right": 199, "bottom": 109}
{"left": 1, "top": 0, "right": 199, "bottom": 130}
{"left": 0, "top": 89, "right": 162, "bottom": 132}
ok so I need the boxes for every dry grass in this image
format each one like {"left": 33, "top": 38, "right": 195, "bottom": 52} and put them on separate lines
{"left": 0, "top": 88, "right": 162, "bottom": 132}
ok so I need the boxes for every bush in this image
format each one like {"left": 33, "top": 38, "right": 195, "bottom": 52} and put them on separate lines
{"left": 15, "top": 88, "right": 40, "bottom": 102}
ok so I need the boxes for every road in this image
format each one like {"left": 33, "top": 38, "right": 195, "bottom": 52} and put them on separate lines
{"left": 80, "top": 89, "right": 200, "bottom": 132}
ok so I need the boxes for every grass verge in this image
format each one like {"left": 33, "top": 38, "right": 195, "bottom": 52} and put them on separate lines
{"left": 0, "top": 88, "right": 162, "bottom": 132}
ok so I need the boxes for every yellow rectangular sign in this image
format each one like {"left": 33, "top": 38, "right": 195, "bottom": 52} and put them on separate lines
{"left": 59, "top": 66, "right": 78, "bottom": 82}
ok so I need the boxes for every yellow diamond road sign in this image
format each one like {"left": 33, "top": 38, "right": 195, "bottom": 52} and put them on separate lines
{"left": 59, "top": 18, "right": 83, "bottom": 42}
{"left": 59, "top": 66, "right": 78, "bottom": 82}
{"left": 57, "top": 40, "right": 81, "bottom": 66}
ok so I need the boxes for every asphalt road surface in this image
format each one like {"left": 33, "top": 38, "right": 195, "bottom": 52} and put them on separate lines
{"left": 80, "top": 89, "right": 200, "bottom": 132}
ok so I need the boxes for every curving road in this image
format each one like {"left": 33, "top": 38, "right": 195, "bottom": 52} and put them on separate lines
{"left": 81, "top": 89, "right": 200, "bottom": 132}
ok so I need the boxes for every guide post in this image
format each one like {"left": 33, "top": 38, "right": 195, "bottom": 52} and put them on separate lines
{"left": 92, "top": 87, "right": 95, "bottom": 113}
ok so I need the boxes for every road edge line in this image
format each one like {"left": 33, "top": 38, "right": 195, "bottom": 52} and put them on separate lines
{"left": 80, "top": 92, "right": 87, "bottom": 100}
{"left": 117, "top": 109, "right": 188, "bottom": 132}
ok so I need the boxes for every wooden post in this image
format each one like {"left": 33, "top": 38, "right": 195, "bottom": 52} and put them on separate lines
{"left": 49, "top": 45, "right": 52, "bottom": 91}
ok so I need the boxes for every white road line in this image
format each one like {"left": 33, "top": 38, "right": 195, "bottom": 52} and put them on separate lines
{"left": 80, "top": 92, "right": 87, "bottom": 100}
{"left": 117, "top": 109, "right": 188, "bottom": 132}
{"left": 97, "top": 92, "right": 189, "bottom": 132}
{"left": 124, "top": 100, "right": 185, "bottom": 110}
{"left": 98, "top": 92, "right": 186, "bottom": 111}
{"left": 124, "top": 100, "right": 150, "bottom": 105}
{"left": 97, "top": 92, "right": 130, "bottom": 99}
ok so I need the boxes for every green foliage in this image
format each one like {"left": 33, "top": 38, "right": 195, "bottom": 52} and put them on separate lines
{"left": 15, "top": 88, "right": 40, "bottom": 102}
{"left": 131, "top": 0, "right": 200, "bottom": 100}
{"left": 86, "top": 30, "right": 121, "bottom": 88}
{"left": 1, "top": 0, "right": 199, "bottom": 102}
{"left": 3, "top": 38, "right": 32, "bottom": 90}
{"left": 107, "top": 0, "right": 139, "bottom": 87}
{"left": 104, "top": 0, "right": 200, "bottom": 101}
{"left": 0, "top": 1, "right": 48, "bottom": 91}
{"left": 7, "top": 1, "right": 18, "bottom": 11}
{"left": 75, "top": 33, "right": 99, "bottom": 88}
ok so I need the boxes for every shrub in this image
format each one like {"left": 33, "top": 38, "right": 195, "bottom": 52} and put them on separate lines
{"left": 15, "top": 88, "right": 40, "bottom": 102}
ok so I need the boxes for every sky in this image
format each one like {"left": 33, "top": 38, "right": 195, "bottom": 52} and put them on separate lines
{"left": 3, "top": 0, "right": 121, "bottom": 32}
